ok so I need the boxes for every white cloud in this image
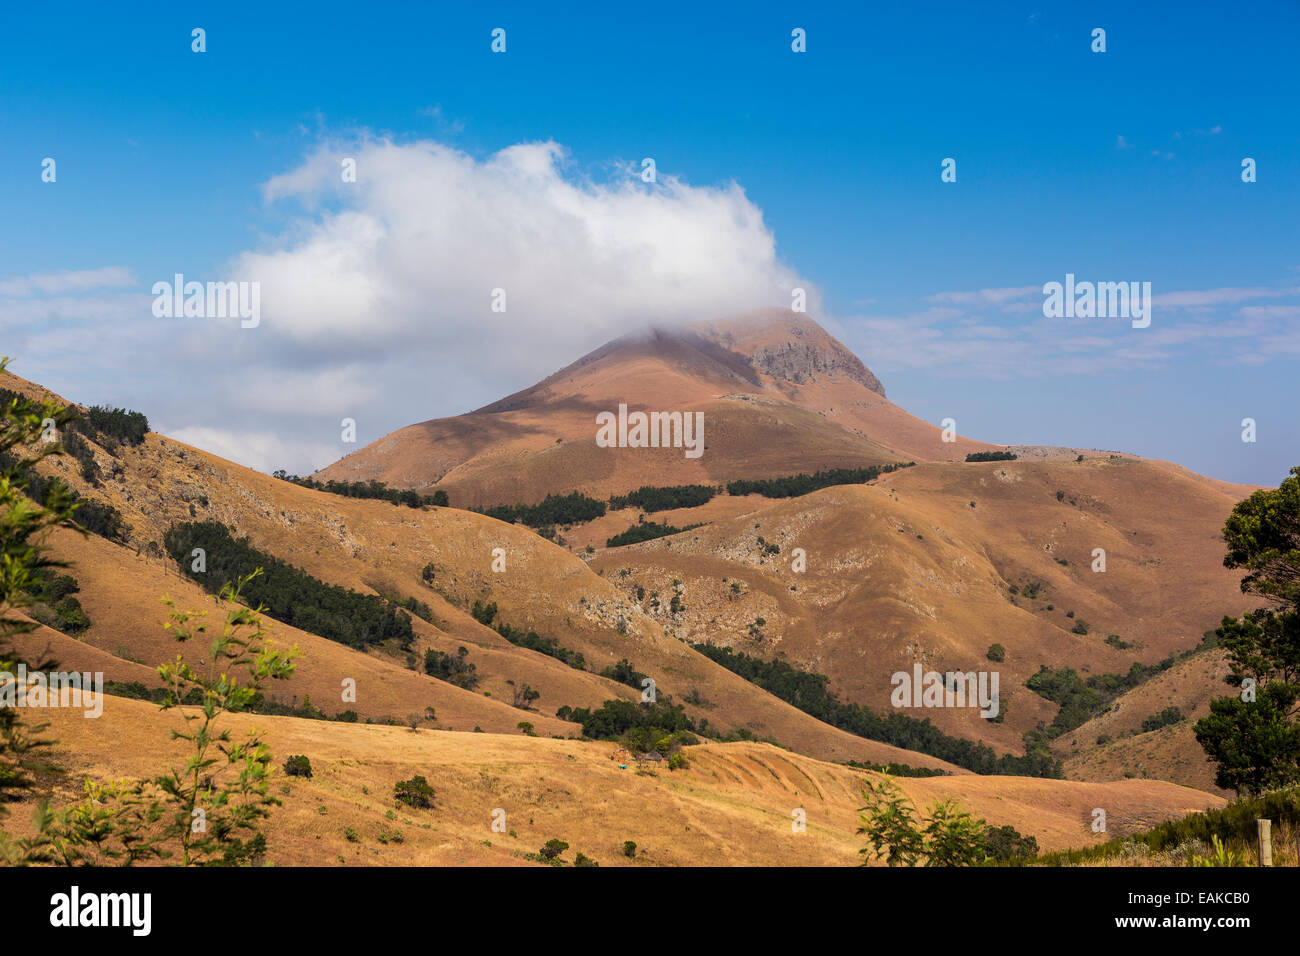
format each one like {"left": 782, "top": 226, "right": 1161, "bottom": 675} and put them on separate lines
{"left": 147, "top": 135, "right": 813, "bottom": 471}
{"left": 0, "top": 267, "right": 134, "bottom": 297}
{"left": 239, "top": 136, "right": 810, "bottom": 383}
{"left": 1153, "top": 286, "right": 1300, "bottom": 308}
{"left": 849, "top": 281, "right": 1300, "bottom": 378}
{"left": 928, "top": 286, "right": 1038, "bottom": 307}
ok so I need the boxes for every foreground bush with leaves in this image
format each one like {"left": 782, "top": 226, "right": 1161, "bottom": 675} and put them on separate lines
{"left": 0, "top": 365, "right": 82, "bottom": 863}
{"left": 10, "top": 574, "right": 298, "bottom": 866}
{"left": 857, "top": 777, "right": 1034, "bottom": 867}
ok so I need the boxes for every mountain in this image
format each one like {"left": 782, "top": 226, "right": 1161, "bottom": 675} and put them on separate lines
{"left": 313, "top": 309, "right": 1000, "bottom": 507}
{"left": 0, "top": 307, "right": 1262, "bottom": 861}
{"left": 304, "top": 312, "right": 1257, "bottom": 791}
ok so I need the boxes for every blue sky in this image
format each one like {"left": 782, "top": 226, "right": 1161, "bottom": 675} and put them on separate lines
{"left": 1, "top": 1, "right": 1297, "bottom": 485}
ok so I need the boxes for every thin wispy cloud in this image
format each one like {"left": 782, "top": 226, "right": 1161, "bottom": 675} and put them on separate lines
{"left": 927, "top": 286, "right": 1039, "bottom": 307}
{"left": 849, "top": 281, "right": 1300, "bottom": 378}
{"left": 0, "top": 267, "right": 135, "bottom": 297}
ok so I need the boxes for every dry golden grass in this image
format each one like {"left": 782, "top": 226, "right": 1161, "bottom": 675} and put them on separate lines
{"left": 7, "top": 700, "right": 1225, "bottom": 866}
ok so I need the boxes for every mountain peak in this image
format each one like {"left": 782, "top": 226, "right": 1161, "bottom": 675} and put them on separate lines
{"left": 686, "top": 309, "right": 887, "bottom": 398}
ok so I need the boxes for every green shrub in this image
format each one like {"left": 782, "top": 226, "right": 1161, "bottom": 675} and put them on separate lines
{"left": 424, "top": 646, "right": 479, "bottom": 689}
{"left": 273, "top": 472, "right": 445, "bottom": 509}
{"left": 50, "top": 596, "right": 90, "bottom": 634}
{"left": 538, "top": 838, "right": 568, "bottom": 861}
{"left": 83, "top": 405, "right": 149, "bottom": 446}
{"left": 480, "top": 492, "right": 606, "bottom": 528}
{"left": 283, "top": 754, "right": 313, "bottom": 778}
{"left": 394, "top": 774, "right": 435, "bottom": 809}
{"left": 1027, "top": 660, "right": 1178, "bottom": 738}
{"left": 986, "top": 643, "right": 1005, "bottom": 663}
{"left": 858, "top": 779, "right": 989, "bottom": 867}
{"left": 982, "top": 824, "right": 1039, "bottom": 862}
{"left": 496, "top": 621, "right": 586, "bottom": 670}
{"left": 470, "top": 600, "right": 497, "bottom": 626}
{"left": 1141, "top": 706, "right": 1184, "bottom": 733}
{"left": 600, "top": 658, "right": 648, "bottom": 690}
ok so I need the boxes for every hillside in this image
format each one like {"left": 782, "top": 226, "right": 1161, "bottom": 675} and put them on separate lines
{"left": 0, "top": 367, "right": 966, "bottom": 770}
{"left": 587, "top": 456, "right": 1255, "bottom": 753}
{"left": 6, "top": 701, "right": 1225, "bottom": 866}
{"left": 1058, "top": 649, "right": 1235, "bottom": 795}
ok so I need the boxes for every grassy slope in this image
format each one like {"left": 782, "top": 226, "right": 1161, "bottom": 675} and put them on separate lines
{"left": 9, "top": 700, "right": 1225, "bottom": 866}
{"left": 589, "top": 457, "right": 1254, "bottom": 754}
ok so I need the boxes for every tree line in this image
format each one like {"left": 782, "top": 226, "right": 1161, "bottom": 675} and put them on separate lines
{"left": 726, "top": 462, "right": 915, "bottom": 499}
{"left": 163, "top": 520, "right": 414, "bottom": 651}
{"left": 609, "top": 484, "right": 716, "bottom": 512}
{"left": 692, "top": 643, "right": 1060, "bottom": 777}
{"left": 479, "top": 491, "right": 607, "bottom": 527}
{"left": 964, "top": 451, "right": 1017, "bottom": 462}
{"left": 274, "top": 472, "right": 448, "bottom": 508}
{"left": 605, "top": 521, "right": 701, "bottom": 548}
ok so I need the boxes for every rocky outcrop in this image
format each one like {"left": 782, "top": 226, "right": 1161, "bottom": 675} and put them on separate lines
{"left": 746, "top": 339, "right": 887, "bottom": 396}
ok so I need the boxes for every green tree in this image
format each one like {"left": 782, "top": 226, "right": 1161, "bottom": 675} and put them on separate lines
{"left": 148, "top": 573, "right": 298, "bottom": 865}
{"left": 1196, "top": 466, "right": 1300, "bottom": 795}
{"left": 39, "top": 573, "right": 299, "bottom": 866}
